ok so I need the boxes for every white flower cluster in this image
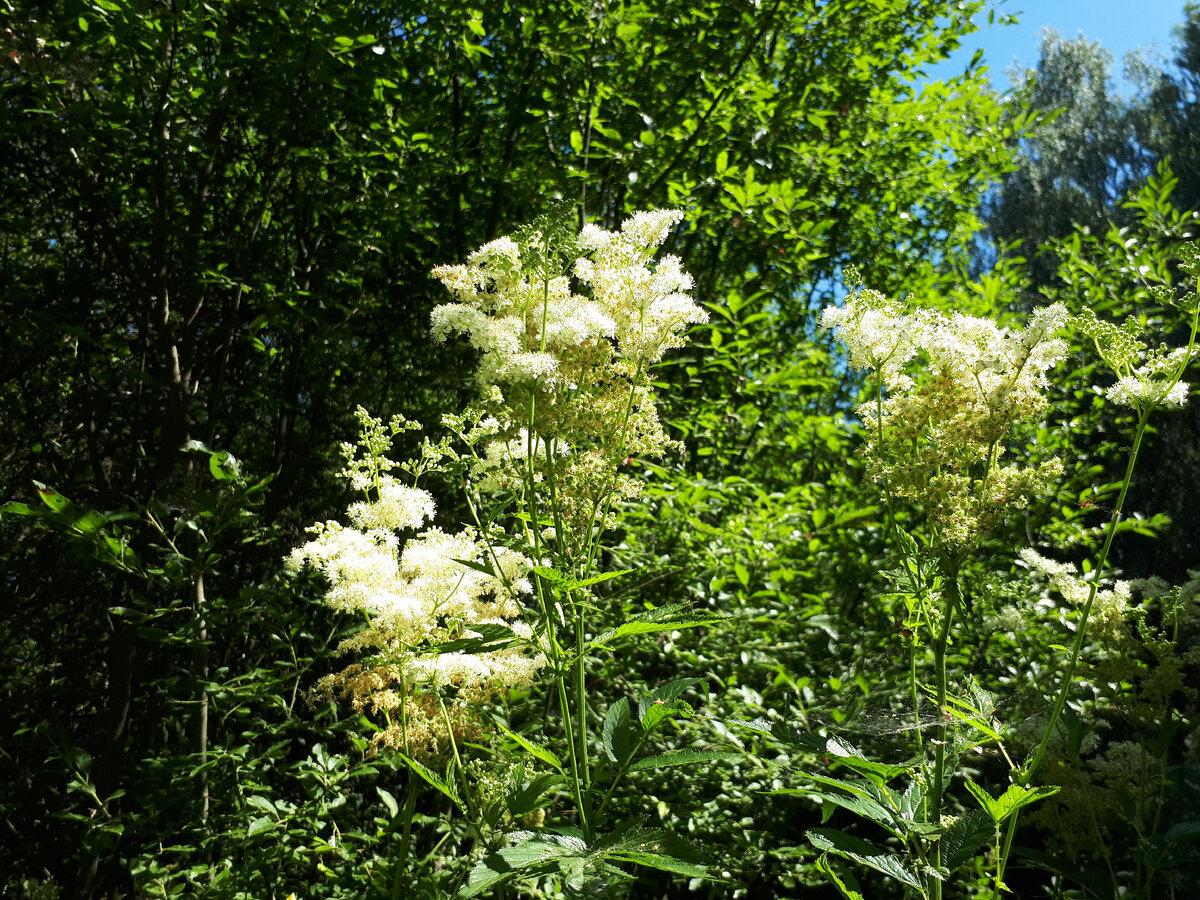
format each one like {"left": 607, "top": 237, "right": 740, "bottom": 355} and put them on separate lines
{"left": 1018, "top": 548, "right": 1131, "bottom": 626}
{"left": 574, "top": 210, "right": 706, "bottom": 365}
{"left": 346, "top": 476, "right": 436, "bottom": 532}
{"left": 822, "top": 286, "right": 1069, "bottom": 549}
{"left": 1104, "top": 346, "right": 1191, "bottom": 408}
{"left": 431, "top": 210, "right": 707, "bottom": 385}
{"left": 819, "top": 288, "right": 921, "bottom": 388}
{"left": 287, "top": 435, "right": 546, "bottom": 697}
{"left": 822, "top": 292, "right": 1070, "bottom": 409}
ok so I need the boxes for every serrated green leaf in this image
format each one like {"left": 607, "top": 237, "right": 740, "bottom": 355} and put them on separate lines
{"left": 605, "top": 850, "right": 710, "bottom": 878}
{"left": 941, "top": 809, "right": 993, "bottom": 870}
{"left": 824, "top": 736, "right": 914, "bottom": 783}
{"left": 459, "top": 832, "right": 586, "bottom": 898}
{"left": 596, "top": 823, "right": 716, "bottom": 879}
{"left": 806, "top": 828, "right": 925, "bottom": 890}
{"left": 531, "top": 566, "right": 634, "bottom": 592}
{"left": 637, "top": 677, "right": 706, "bottom": 723}
{"left": 782, "top": 774, "right": 900, "bottom": 836}
{"left": 591, "top": 604, "right": 722, "bottom": 650}
{"left": 398, "top": 754, "right": 464, "bottom": 812}
{"left": 627, "top": 749, "right": 738, "bottom": 772}
{"left": 966, "top": 782, "right": 1060, "bottom": 824}
{"left": 495, "top": 721, "right": 562, "bottom": 772}
{"left": 639, "top": 698, "right": 692, "bottom": 732}
{"left": 602, "top": 697, "right": 632, "bottom": 763}
{"left": 423, "top": 623, "right": 519, "bottom": 655}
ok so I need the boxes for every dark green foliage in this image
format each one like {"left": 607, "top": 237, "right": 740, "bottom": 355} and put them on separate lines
{"left": 11, "top": 0, "right": 1164, "bottom": 897}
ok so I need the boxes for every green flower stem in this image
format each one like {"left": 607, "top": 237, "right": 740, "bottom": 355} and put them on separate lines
{"left": 995, "top": 404, "right": 1151, "bottom": 886}
{"left": 575, "top": 602, "right": 590, "bottom": 796}
{"left": 517, "top": 254, "right": 598, "bottom": 841}
{"left": 535, "top": 437, "right": 592, "bottom": 812}
{"left": 559, "top": 361, "right": 648, "bottom": 835}
{"left": 996, "top": 296, "right": 1197, "bottom": 890}
{"left": 555, "top": 658, "right": 593, "bottom": 840}
{"left": 929, "top": 562, "right": 959, "bottom": 900}
{"left": 436, "top": 693, "right": 479, "bottom": 827}
{"left": 594, "top": 733, "right": 649, "bottom": 819}
{"left": 390, "top": 784, "right": 422, "bottom": 900}
{"left": 909, "top": 629, "right": 926, "bottom": 816}
{"left": 579, "top": 360, "right": 647, "bottom": 585}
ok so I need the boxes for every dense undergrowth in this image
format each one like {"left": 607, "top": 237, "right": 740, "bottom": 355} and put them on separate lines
{"left": 4, "top": 1, "right": 1200, "bottom": 898}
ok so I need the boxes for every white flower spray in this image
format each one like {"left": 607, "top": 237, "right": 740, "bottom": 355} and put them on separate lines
{"left": 821, "top": 272, "right": 1069, "bottom": 554}
{"left": 819, "top": 272, "right": 1073, "bottom": 899}
{"left": 287, "top": 406, "right": 543, "bottom": 756}
{"left": 289, "top": 211, "right": 711, "bottom": 876}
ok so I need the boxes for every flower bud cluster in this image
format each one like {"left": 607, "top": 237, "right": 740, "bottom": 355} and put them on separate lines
{"left": 1071, "top": 307, "right": 1192, "bottom": 409}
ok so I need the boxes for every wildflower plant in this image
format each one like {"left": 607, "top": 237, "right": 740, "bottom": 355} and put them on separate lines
{"left": 750, "top": 250, "right": 1199, "bottom": 900}
{"left": 289, "top": 209, "right": 726, "bottom": 896}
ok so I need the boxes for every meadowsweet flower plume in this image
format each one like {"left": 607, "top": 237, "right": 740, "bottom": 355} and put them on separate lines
{"left": 432, "top": 209, "right": 705, "bottom": 558}
{"left": 822, "top": 280, "right": 1069, "bottom": 552}
{"left": 287, "top": 410, "right": 546, "bottom": 757}
{"left": 290, "top": 211, "right": 707, "bottom": 757}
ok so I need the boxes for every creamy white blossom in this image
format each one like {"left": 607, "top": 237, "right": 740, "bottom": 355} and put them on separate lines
{"left": 294, "top": 518, "right": 544, "bottom": 692}
{"left": 1106, "top": 376, "right": 1189, "bottom": 408}
{"left": 1103, "top": 346, "right": 1191, "bottom": 408}
{"left": 822, "top": 288, "right": 1068, "bottom": 550}
{"left": 574, "top": 212, "right": 707, "bottom": 365}
{"left": 1019, "top": 548, "right": 1130, "bottom": 619}
{"left": 347, "top": 477, "right": 436, "bottom": 532}
{"left": 432, "top": 210, "right": 706, "bottom": 384}
{"left": 470, "top": 429, "right": 570, "bottom": 493}
{"left": 431, "top": 236, "right": 617, "bottom": 386}
{"left": 289, "top": 410, "right": 547, "bottom": 700}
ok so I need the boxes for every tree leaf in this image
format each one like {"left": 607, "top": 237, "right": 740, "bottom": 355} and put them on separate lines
{"left": 376, "top": 787, "right": 399, "bottom": 819}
